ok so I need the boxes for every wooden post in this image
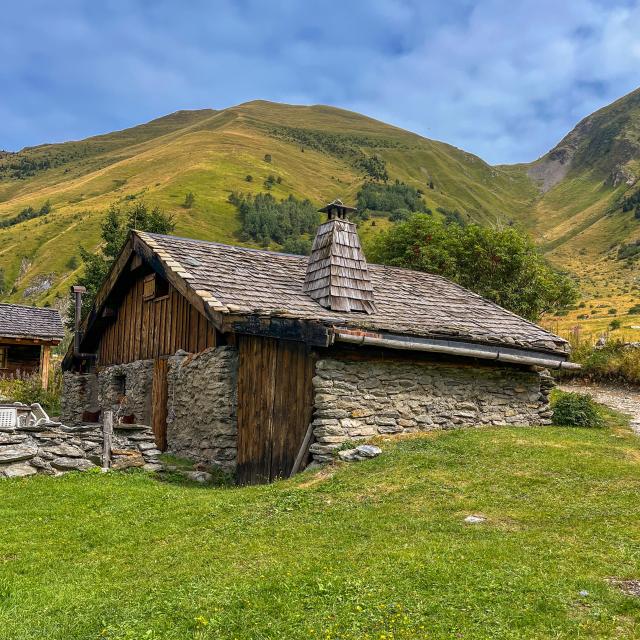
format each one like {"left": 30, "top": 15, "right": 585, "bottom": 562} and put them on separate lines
{"left": 39, "top": 345, "right": 51, "bottom": 390}
{"left": 102, "top": 410, "right": 113, "bottom": 471}
{"left": 289, "top": 422, "right": 314, "bottom": 478}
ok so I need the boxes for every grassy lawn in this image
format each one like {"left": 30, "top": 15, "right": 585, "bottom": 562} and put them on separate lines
{"left": 1, "top": 416, "right": 640, "bottom": 639}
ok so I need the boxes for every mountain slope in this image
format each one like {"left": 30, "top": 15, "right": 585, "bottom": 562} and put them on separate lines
{"left": 1, "top": 93, "right": 640, "bottom": 340}
{"left": 0, "top": 100, "right": 538, "bottom": 307}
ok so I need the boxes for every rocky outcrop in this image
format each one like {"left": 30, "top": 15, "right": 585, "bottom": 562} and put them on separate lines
{"left": 310, "top": 358, "right": 553, "bottom": 462}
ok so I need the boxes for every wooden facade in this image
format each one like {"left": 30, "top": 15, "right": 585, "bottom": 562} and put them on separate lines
{"left": 236, "top": 335, "right": 316, "bottom": 483}
{"left": 0, "top": 338, "right": 55, "bottom": 389}
{"left": 96, "top": 270, "right": 217, "bottom": 366}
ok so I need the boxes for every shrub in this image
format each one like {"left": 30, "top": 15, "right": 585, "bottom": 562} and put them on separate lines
{"left": 609, "top": 319, "right": 622, "bottom": 330}
{"left": 551, "top": 391, "right": 603, "bottom": 428}
{"left": 0, "top": 369, "right": 62, "bottom": 415}
{"left": 183, "top": 192, "right": 195, "bottom": 208}
{"left": 560, "top": 339, "right": 640, "bottom": 385}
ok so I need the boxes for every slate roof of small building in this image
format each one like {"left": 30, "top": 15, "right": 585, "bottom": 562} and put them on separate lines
{"left": 0, "top": 303, "right": 64, "bottom": 341}
{"left": 139, "top": 232, "right": 569, "bottom": 355}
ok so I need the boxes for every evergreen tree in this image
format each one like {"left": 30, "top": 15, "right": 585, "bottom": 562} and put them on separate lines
{"left": 70, "top": 202, "right": 175, "bottom": 326}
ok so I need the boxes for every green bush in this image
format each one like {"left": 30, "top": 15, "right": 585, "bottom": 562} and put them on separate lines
{"left": 551, "top": 391, "right": 604, "bottom": 428}
{"left": 0, "top": 369, "right": 62, "bottom": 415}
{"left": 561, "top": 339, "right": 640, "bottom": 385}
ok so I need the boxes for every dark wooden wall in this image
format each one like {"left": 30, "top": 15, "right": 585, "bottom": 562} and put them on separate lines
{"left": 0, "top": 343, "right": 41, "bottom": 377}
{"left": 236, "top": 335, "right": 316, "bottom": 484}
{"left": 98, "top": 271, "right": 216, "bottom": 365}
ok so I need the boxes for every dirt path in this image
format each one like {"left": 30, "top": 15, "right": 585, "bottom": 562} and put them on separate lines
{"left": 558, "top": 382, "right": 640, "bottom": 435}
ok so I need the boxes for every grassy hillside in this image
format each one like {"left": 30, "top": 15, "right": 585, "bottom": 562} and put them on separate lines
{"left": 521, "top": 89, "right": 640, "bottom": 342}
{"left": 1, "top": 93, "right": 640, "bottom": 344}
{"left": 1, "top": 420, "right": 639, "bottom": 639}
{"left": 0, "top": 101, "right": 537, "bottom": 310}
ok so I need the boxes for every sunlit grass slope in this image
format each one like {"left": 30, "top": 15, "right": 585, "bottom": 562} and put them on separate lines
{"left": 1, "top": 422, "right": 639, "bottom": 639}
{"left": 0, "top": 101, "right": 537, "bottom": 306}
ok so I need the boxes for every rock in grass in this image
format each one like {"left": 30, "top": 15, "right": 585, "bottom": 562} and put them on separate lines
{"left": 355, "top": 444, "right": 382, "bottom": 458}
{"left": 464, "top": 515, "right": 486, "bottom": 524}
{"left": 184, "top": 470, "right": 212, "bottom": 483}
{"left": 338, "top": 444, "right": 382, "bottom": 462}
{"left": 338, "top": 449, "right": 362, "bottom": 462}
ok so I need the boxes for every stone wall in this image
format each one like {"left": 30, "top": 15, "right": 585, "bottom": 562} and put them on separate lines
{"left": 62, "top": 361, "right": 154, "bottom": 427}
{"left": 309, "top": 358, "right": 553, "bottom": 462}
{"left": 61, "top": 372, "right": 99, "bottom": 425}
{"left": 98, "top": 360, "right": 154, "bottom": 425}
{"left": 166, "top": 346, "right": 238, "bottom": 472}
{"left": 0, "top": 410, "right": 161, "bottom": 478}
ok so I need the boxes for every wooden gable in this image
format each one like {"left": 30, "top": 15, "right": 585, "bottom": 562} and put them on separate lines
{"left": 92, "top": 266, "right": 217, "bottom": 366}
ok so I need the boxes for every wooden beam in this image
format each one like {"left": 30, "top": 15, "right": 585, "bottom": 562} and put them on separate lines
{"left": 0, "top": 337, "right": 60, "bottom": 347}
{"left": 39, "top": 344, "right": 51, "bottom": 390}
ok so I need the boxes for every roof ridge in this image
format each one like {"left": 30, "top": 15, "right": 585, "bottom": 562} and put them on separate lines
{"left": 0, "top": 301, "right": 61, "bottom": 313}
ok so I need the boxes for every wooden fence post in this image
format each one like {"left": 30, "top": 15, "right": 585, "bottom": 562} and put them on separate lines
{"left": 102, "top": 410, "right": 113, "bottom": 472}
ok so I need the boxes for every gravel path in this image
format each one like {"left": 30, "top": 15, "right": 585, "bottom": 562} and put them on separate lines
{"left": 559, "top": 382, "right": 640, "bottom": 434}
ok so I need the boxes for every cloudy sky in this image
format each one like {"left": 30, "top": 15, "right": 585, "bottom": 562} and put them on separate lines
{"left": 2, "top": 0, "right": 639, "bottom": 163}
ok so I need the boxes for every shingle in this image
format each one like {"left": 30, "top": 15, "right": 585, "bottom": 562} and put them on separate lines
{"left": 138, "top": 232, "right": 569, "bottom": 354}
{"left": 0, "top": 303, "right": 64, "bottom": 341}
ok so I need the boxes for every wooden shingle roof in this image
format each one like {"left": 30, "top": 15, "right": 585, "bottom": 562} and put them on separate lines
{"left": 138, "top": 231, "right": 569, "bottom": 355}
{"left": 0, "top": 303, "right": 64, "bottom": 342}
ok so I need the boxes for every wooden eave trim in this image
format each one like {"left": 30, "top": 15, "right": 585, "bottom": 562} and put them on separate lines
{"left": 0, "top": 337, "right": 61, "bottom": 346}
{"left": 131, "top": 232, "right": 225, "bottom": 331}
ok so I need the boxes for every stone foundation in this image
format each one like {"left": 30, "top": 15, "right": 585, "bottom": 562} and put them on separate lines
{"left": 167, "top": 346, "right": 238, "bottom": 472}
{"left": 61, "top": 372, "right": 99, "bottom": 426}
{"left": 309, "top": 358, "right": 553, "bottom": 462}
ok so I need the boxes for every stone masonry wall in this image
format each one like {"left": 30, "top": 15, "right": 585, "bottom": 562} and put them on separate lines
{"left": 61, "top": 361, "right": 154, "bottom": 427}
{"left": 310, "top": 358, "right": 553, "bottom": 462}
{"left": 0, "top": 409, "right": 161, "bottom": 479}
{"left": 61, "top": 372, "right": 99, "bottom": 426}
{"left": 166, "top": 346, "right": 238, "bottom": 472}
{"left": 98, "top": 360, "right": 154, "bottom": 425}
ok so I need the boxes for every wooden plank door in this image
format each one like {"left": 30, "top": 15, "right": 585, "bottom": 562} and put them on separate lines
{"left": 236, "top": 336, "right": 315, "bottom": 484}
{"left": 151, "top": 358, "right": 169, "bottom": 451}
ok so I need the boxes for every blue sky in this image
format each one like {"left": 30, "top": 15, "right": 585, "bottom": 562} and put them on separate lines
{"left": 1, "top": 0, "right": 639, "bottom": 163}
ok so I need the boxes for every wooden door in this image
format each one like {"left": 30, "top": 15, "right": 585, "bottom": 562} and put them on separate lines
{"left": 151, "top": 358, "right": 169, "bottom": 451}
{"left": 236, "top": 336, "right": 315, "bottom": 484}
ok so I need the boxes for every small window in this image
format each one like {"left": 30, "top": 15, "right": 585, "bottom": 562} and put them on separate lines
{"left": 0, "top": 347, "right": 7, "bottom": 369}
{"left": 143, "top": 273, "right": 169, "bottom": 301}
{"left": 113, "top": 373, "right": 126, "bottom": 398}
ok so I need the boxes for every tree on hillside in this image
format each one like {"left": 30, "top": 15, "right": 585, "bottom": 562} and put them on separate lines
{"left": 369, "top": 214, "right": 578, "bottom": 321}
{"left": 70, "top": 202, "right": 175, "bottom": 326}
{"left": 183, "top": 192, "right": 195, "bottom": 209}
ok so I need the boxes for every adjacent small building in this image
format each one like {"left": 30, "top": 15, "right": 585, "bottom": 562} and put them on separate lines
{"left": 62, "top": 200, "right": 575, "bottom": 483}
{"left": 0, "top": 303, "right": 64, "bottom": 388}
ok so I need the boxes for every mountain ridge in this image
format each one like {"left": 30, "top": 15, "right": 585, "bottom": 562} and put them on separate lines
{"left": 1, "top": 92, "right": 639, "bottom": 341}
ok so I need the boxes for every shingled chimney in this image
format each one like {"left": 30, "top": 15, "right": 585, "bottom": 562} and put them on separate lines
{"left": 303, "top": 199, "right": 376, "bottom": 313}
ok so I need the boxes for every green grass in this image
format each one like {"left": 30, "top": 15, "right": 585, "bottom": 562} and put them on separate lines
{"left": 1, "top": 418, "right": 640, "bottom": 639}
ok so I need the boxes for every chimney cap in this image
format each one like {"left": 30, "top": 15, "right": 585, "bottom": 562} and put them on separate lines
{"left": 319, "top": 199, "right": 357, "bottom": 220}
